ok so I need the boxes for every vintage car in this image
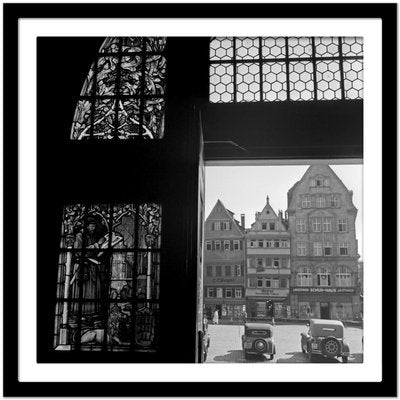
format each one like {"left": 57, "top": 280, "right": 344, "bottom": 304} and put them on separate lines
{"left": 242, "top": 322, "right": 276, "bottom": 360}
{"left": 300, "top": 319, "right": 350, "bottom": 363}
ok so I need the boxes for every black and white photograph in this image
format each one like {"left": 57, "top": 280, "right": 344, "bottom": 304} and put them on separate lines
{"left": 3, "top": 3, "right": 396, "bottom": 397}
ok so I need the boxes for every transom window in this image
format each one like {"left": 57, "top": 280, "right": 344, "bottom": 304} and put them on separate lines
{"left": 316, "top": 195, "right": 326, "bottom": 208}
{"left": 338, "top": 219, "right": 348, "bottom": 232}
{"left": 302, "top": 195, "right": 312, "bottom": 208}
{"left": 210, "top": 36, "right": 363, "bottom": 103}
{"left": 54, "top": 203, "right": 161, "bottom": 353}
{"left": 311, "top": 218, "right": 322, "bottom": 232}
{"left": 323, "top": 217, "right": 332, "bottom": 232}
{"left": 317, "top": 267, "right": 331, "bottom": 286}
{"left": 339, "top": 242, "right": 349, "bottom": 256}
{"left": 296, "top": 218, "right": 307, "bottom": 232}
{"left": 336, "top": 267, "right": 352, "bottom": 286}
{"left": 71, "top": 37, "right": 166, "bottom": 140}
{"left": 297, "top": 267, "right": 312, "bottom": 286}
{"left": 331, "top": 195, "right": 340, "bottom": 207}
{"left": 297, "top": 242, "right": 307, "bottom": 256}
{"left": 313, "top": 242, "right": 322, "bottom": 256}
{"left": 324, "top": 242, "right": 333, "bottom": 256}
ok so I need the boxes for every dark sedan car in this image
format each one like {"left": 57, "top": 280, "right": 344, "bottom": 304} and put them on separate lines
{"left": 242, "top": 322, "right": 276, "bottom": 360}
{"left": 301, "top": 318, "right": 350, "bottom": 363}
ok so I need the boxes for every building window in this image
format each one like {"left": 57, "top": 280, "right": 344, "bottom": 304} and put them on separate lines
{"left": 222, "top": 221, "right": 230, "bottom": 230}
{"left": 216, "top": 265, "right": 222, "bottom": 277}
{"left": 331, "top": 196, "right": 340, "bottom": 207}
{"left": 302, "top": 195, "right": 311, "bottom": 208}
{"left": 323, "top": 217, "right": 332, "bottom": 232}
{"left": 317, "top": 267, "right": 331, "bottom": 286}
{"left": 207, "top": 288, "right": 215, "bottom": 298}
{"left": 206, "top": 265, "right": 213, "bottom": 277}
{"left": 274, "top": 240, "right": 280, "bottom": 248}
{"left": 235, "top": 288, "right": 242, "bottom": 298}
{"left": 266, "top": 240, "right": 272, "bottom": 248}
{"left": 311, "top": 218, "right": 321, "bottom": 232}
{"left": 316, "top": 195, "right": 326, "bottom": 208}
{"left": 297, "top": 267, "right": 312, "bottom": 286}
{"left": 210, "top": 36, "right": 364, "bottom": 103}
{"left": 71, "top": 37, "right": 167, "bottom": 140}
{"left": 55, "top": 203, "right": 161, "bottom": 352}
{"left": 233, "top": 240, "right": 240, "bottom": 250}
{"left": 224, "top": 240, "right": 231, "bottom": 251}
{"left": 324, "top": 242, "right": 333, "bottom": 256}
{"left": 206, "top": 240, "right": 212, "bottom": 251}
{"left": 280, "top": 278, "right": 288, "bottom": 288}
{"left": 250, "top": 240, "right": 255, "bottom": 248}
{"left": 225, "top": 265, "right": 231, "bottom": 276}
{"left": 213, "top": 221, "right": 221, "bottom": 231}
{"left": 269, "top": 222, "right": 276, "bottom": 230}
{"left": 338, "top": 219, "right": 348, "bottom": 232}
{"left": 297, "top": 242, "right": 307, "bottom": 256}
{"left": 272, "top": 279, "right": 280, "bottom": 288}
{"left": 339, "top": 243, "right": 349, "bottom": 255}
{"left": 273, "top": 258, "right": 280, "bottom": 268}
{"left": 265, "top": 278, "right": 271, "bottom": 288}
{"left": 265, "top": 257, "right": 272, "bottom": 267}
{"left": 216, "top": 288, "right": 223, "bottom": 298}
{"left": 258, "top": 240, "right": 264, "bottom": 248}
{"left": 316, "top": 177, "right": 324, "bottom": 187}
{"left": 225, "top": 289, "right": 233, "bottom": 298}
{"left": 257, "top": 279, "right": 263, "bottom": 287}
{"left": 215, "top": 241, "right": 221, "bottom": 251}
{"left": 324, "top": 179, "right": 330, "bottom": 187}
{"left": 282, "top": 258, "right": 288, "bottom": 268}
{"left": 235, "top": 265, "right": 242, "bottom": 276}
{"left": 257, "top": 258, "right": 264, "bottom": 268}
{"left": 313, "top": 242, "right": 322, "bottom": 256}
{"left": 296, "top": 218, "right": 307, "bottom": 232}
{"left": 261, "top": 222, "right": 268, "bottom": 230}
{"left": 336, "top": 267, "right": 352, "bottom": 286}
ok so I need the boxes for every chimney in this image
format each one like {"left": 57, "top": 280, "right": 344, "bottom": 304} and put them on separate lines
{"left": 240, "top": 214, "right": 245, "bottom": 228}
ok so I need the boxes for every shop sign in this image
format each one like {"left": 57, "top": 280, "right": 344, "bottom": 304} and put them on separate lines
{"left": 212, "top": 278, "right": 237, "bottom": 283}
{"left": 291, "top": 287, "right": 356, "bottom": 294}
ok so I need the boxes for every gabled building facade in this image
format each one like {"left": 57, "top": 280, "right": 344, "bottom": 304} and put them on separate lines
{"left": 287, "top": 165, "right": 361, "bottom": 320}
{"left": 245, "top": 197, "right": 291, "bottom": 320}
{"left": 203, "top": 200, "right": 246, "bottom": 321}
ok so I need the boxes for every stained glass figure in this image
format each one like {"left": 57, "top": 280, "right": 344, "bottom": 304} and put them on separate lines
{"left": 71, "top": 37, "right": 167, "bottom": 140}
{"left": 210, "top": 36, "right": 363, "bottom": 103}
{"left": 54, "top": 203, "right": 161, "bottom": 353}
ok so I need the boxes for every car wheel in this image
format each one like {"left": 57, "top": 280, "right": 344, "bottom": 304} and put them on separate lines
{"left": 254, "top": 339, "right": 267, "bottom": 353}
{"left": 321, "top": 337, "right": 341, "bottom": 357}
{"left": 342, "top": 356, "right": 348, "bottom": 363}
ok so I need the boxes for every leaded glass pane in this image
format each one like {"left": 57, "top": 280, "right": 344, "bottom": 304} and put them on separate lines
{"left": 146, "top": 37, "right": 167, "bottom": 52}
{"left": 315, "top": 37, "right": 339, "bottom": 57}
{"left": 110, "top": 252, "right": 135, "bottom": 300}
{"left": 71, "top": 100, "right": 92, "bottom": 140}
{"left": 262, "top": 37, "right": 286, "bottom": 59}
{"left": 93, "top": 99, "right": 116, "bottom": 139}
{"left": 316, "top": 60, "right": 341, "bottom": 100}
{"left": 100, "top": 37, "right": 120, "bottom": 53}
{"left": 120, "top": 55, "right": 142, "bottom": 95}
{"left": 113, "top": 204, "right": 136, "bottom": 247}
{"left": 138, "top": 203, "right": 162, "bottom": 249}
{"left": 262, "top": 62, "right": 287, "bottom": 101}
{"left": 118, "top": 99, "right": 141, "bottom": 139}
{"left": 80, "top": 62, "right": 95, "bottom": 96}
{"left": 343, "top": 59, "right": 363, "bottom": 99}
{"left": 137, "top": 252, "right": 161, "bottom": 300}
{"left": 121, "top": 37, "right": 143, "bottom": 52}
{"left": 145, "top": 55, "right": 167, "bottom": 95}
{"left": 143, "top": 98, "right": 165, "bottom": 139}
{"left": 236, "top": 37, "right": 259, "bottom": 60}
{"left": 289, "top": 61, "right": 314, "bottom": 101}
{"left": 237, "top": 62, "right": 260, "bottom": 102}
{"left": 288, "top": 37, "right": 313, "bottom": 58}
{"left": 96, "top": 57, "right": 119, "bottom": 96}
{"left": 209, "top": 63, "right": 234, "bottom": 103}
{"left": 342, "top": 37, "right": 363, "bottom": 57}
{"left": 106, "top": 302, "right": 132, "bottom": 351}
{"left": 210, "top": 37, "right": 234, "bottom": 61}
{"left": 134, "top": 303, "right": 160, "bottom": 351}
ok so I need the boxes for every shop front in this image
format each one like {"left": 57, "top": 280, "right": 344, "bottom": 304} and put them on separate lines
{"left": 246, "top": 288, "right": 289, "bottom": 320}
{"left": 290, "top": 287, "right": 358, "bottom": 320}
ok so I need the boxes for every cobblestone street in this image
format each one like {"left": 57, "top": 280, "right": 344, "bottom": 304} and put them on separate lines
{"left": 205, "top": 323, "right": 363, "bottom": 363}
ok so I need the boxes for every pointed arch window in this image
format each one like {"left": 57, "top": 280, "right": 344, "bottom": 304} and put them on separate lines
{"left": 71, "top": 37, "right": 167, "bottom": 140}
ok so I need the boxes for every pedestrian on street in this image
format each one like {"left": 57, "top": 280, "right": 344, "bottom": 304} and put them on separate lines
{"left": 242, "top": 310, "right": 247, "bottom": 324}
{"left": 212, "top": 309, "right": 219, "bottom": 325}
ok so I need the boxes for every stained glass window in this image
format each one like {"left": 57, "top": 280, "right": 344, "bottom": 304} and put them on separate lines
{"left": 71, "top": 37, "right": 167, "bottom": 140}
{"left": 54, "top": 203, "right": 161, "bottom": 352}
{"left": 210, "top": 36, "right": 363, "bottom": 103}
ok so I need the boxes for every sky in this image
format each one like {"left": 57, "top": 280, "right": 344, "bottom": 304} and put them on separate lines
{"left": 205, "top": 164, "right": 363, "bottom": 258}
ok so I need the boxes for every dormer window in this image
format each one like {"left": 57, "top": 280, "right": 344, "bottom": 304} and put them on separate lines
{"left": 261, "top": 222, "right": 267, "bottom": 230}
{"left": 269, "top": 222, "right": 275, "bottom": 230}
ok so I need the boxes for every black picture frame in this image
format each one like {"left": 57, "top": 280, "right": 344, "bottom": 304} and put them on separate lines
{"left": 3, "top": 2, "right": 397, "bottom": 397}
